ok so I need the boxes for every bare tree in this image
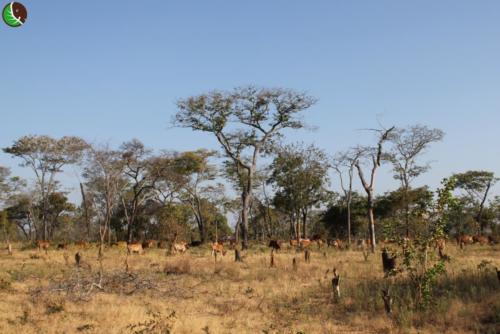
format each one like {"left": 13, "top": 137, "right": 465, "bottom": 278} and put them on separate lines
{"left": 332, "top": 150, "right": 359, "bottom": 246}
{"left": 388, "top": 125, "right": 444, "bottom": 237}
{"left": 354, "top": 126, "right": 395, "bottom": 253}
{"left": 175, "top": 86, "right": 316, "bottom": 249}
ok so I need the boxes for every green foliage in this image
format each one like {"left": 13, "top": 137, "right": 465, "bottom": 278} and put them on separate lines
{"left": 387, "top": 177, "right": 458, "bottom": 310}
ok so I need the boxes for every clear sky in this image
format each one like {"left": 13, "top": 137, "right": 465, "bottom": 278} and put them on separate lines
{"left": 1, "top": 1, "right": 499, "bottom": 201}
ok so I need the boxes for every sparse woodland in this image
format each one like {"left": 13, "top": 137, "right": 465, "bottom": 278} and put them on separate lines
{"left": 0, "top": 86, "right": 499, "bottom": 334}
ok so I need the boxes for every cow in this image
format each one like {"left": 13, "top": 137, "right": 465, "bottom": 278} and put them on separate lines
{"left": 328, "top": 239, "right": 343, "bottom": 249}
{"left": 289, "top": 239, "right": 299, "bottom": 247}
{"left": 142, "top": 240, "right": 157, "bottom": 249}
{"left": 310, "top": 235, "right": 325, "bottom": 249}
{"left": 37, "top": 240, "right": 50, "bottom": 254}
{"left": 268, "top": 239, "right": 281, "bottom": 251}
{"left": 127, "top": 243, "right": 143, "bottom": 255}
{"left": 211, "top": 242, "right": 226, "bottom": 258}
{"left": 299, "top": 238, "right": 311, "bottom": 249}
{"left": 472, "top": 235, "right": 488, "bottom": 245}
{"left": 56, "top": 243, "right": 67, "bottom": 250}
{"left": 172, "top": 241, "right": 188, "bottom": 254}
{"left": 456, "top": 235, "right": 473, "bottom": 249}
{"left": 315, "top": 239, "right": 325, "bottom": 249}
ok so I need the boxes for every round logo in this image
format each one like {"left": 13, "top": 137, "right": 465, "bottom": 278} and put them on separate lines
{"left": 2, "top": 2, "right": 27, "bottom": 27}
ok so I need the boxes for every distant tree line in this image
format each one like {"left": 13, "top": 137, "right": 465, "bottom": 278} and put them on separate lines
{"left": 0, "top": 86, "right": 498, "bottom": 251}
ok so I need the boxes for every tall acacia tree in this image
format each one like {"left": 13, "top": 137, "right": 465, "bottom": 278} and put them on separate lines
{"left": 175, "top": 86, "right": 316, "bottom": 249}
{"left": 388, "top": 125, "right": 444, "bottom": 237}
{"left": 3, "top": 135, "right": 88, "bottom": 240}
{"left": 354, "top": 126, "right": 395, "bottom": 253}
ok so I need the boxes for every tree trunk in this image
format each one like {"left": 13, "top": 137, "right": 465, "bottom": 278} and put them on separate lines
{"left": 301, "top": 209, "right": 307, "bottom": 239}
{"left": 241, "top": 190, "right": 251, "bottom": 250}
{"left": 367, "top": 193, "right": 376, "bottom": 253}
{"left": 347, "top": 198, "right": 352, "bottom": 246}
{"left": 476, "top": 181, "right": 491, "bottom": 234}
{"left": 80, "top": 183, "right": 90, "bottom": 239}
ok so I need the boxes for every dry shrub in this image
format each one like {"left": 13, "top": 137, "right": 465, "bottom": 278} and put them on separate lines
{"left": 126, "top": 310, "right": 176, "bottom": 334}
{"left": 164, "top": 258, "right": 191, "bottom": 275}
{"left": 44, "top": 295, "right": 65, "bottom": 315}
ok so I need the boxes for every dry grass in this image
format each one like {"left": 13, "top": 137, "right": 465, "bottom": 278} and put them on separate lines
{"left": 0, "top": 242, "right": 498, "bottom": 334}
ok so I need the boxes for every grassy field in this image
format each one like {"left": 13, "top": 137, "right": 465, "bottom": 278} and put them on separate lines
{"left": 0, "top": 241, "right": 498, "bottom": 334}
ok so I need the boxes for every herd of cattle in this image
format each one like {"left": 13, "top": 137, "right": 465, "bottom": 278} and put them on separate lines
{"left": 28, "top": 233, "right": 499, "bottom": 258}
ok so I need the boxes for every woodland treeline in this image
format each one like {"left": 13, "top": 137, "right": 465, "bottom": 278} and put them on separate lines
{"left": 0, "top": 87, "right": 498, "bottom": 251}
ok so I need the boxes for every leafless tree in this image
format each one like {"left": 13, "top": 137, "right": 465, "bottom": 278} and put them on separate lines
{"left": 332, "top": 150, "right": 359, "bottom": 246}
{"left": 354, "top": 126, "right": 395, "bottom": 253}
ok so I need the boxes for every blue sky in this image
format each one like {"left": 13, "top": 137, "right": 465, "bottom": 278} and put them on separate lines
{"left": 1, "top": 1, "right": 499, "bottom": 201}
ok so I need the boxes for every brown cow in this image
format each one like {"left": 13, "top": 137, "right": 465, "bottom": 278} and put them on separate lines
{"left": 328, "top": 239, "right": 343, "bottom": 249}
{"left": 289, "top": 239, "right": 299, "bottom": 247}
{"left": 211, "top": 242, "right": 226, "bottom": 257}
{"left": 142, "top": 239, "right": 157, "bottom": 249}
{"left": 299, "top": 238, "right": 311, "bottom": 249}
{"left": 57, "top": 243, "right": 67, "bottom": 250}
{"left": 37, "top": 240, "right": 50, "bottom": 254}
{"left": 127, "top": 243, "right": 143, "bottom": 255}
{"left": 457, "top": 235, "right": 473, "bottom": 249}
{"left": 268, "top": 239, "right": 281, "bottom": 251}
{"left": 472, "top": 235, "right": 488, "bottom": 245}
{"left": 172, "top": 241, "right": 188, "bottom": 254}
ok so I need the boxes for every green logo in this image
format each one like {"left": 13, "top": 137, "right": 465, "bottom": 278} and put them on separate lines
{"left": 2, "top": 2, "right": 27, "bottom": 27}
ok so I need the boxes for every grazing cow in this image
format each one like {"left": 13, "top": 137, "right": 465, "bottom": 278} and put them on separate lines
{"left": 127, "top": 243, "right": 143, "bottom": 255}
{"left": 172, "top": 241, "right": 188, "bottom": 254}
{"left": 57, "top": 243, "right": 67, "bottom": 250}
{"left": 37, "top": 240, "right": 50, "bottom": 254}
{"left": 299, "top": 238, "right": 311, "bottom": 249}
{"left": 381, "top": 248, "right": 397, "bottom": 276}
{"left": 211, "top": 242, "right": 226, "bottom": 257}
{"left": 268, "top": 239, "right": 281, "bottom": 251}
{"left": 142, "top": 239, "right": 157, "bottom": 249}
{"left": 472, "top": 235, "right": 488, "bottom": 245}
{"left": 457, "top": 235, "right": 473, "bottom": 249}
{"left": 328, "top": 239, "right": 343, "bottom": 249}
{"left": 314, "top": 239, "right": 325, "bottom": 249}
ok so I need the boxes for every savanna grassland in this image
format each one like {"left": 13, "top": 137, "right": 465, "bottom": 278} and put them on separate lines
{"left": 0, "top": 242, "right": 498, "bottom": 334}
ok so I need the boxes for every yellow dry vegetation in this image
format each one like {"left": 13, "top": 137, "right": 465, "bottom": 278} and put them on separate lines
{"left": 0, "top": 242, "right": 498, "bottom": 334}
